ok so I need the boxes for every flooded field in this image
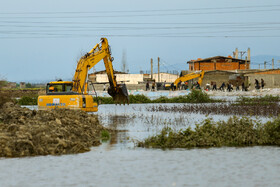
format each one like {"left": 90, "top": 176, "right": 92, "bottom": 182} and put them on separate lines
{"left": 0, "top": 104, "right": 280, "bottom": 186}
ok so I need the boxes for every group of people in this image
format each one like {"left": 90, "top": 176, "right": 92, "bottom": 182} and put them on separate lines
{"left": 255, "top": 79, "right": 265, "bottom": 90}
{"left": 146, "top": 82, "right": 156, "bottom": 91}
{"left": 145, "top": 79, "right": 266, "bottom": 92}
{"left": 206, "top": 79, "right": 265, "bottom": 92}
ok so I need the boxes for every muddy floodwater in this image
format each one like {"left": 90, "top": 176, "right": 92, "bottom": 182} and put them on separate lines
{"left": 1, "top": 104, "right": 280, "bottom": 186}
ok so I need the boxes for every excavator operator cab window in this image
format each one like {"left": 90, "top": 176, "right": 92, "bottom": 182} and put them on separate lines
{"left": 46, "top": 83, "right": 73, "bottom": 94}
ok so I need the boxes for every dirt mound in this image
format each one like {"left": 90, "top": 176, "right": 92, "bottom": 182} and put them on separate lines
{"left": 0, "top": 102, "right": 105, "bottom": 157}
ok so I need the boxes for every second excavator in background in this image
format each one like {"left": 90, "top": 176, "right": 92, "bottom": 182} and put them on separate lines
{"left": 173, "top": 70, "right": 205, "bottom": 90}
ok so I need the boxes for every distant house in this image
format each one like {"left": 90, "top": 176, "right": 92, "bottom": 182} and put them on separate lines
{"left": 187, "top": 56, "right": 250, "bottom": 71}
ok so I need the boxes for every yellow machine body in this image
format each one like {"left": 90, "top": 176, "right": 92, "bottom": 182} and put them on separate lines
{"left": 38, "top": 81, "right": 98, "bottom": 112}
{"left": 38, "top": 94, "right": 98, "bottom": 112}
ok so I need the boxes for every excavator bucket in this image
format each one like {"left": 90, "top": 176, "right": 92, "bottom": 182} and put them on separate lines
{"left": 108, "top": 84, "right": 129, "bottom": 104}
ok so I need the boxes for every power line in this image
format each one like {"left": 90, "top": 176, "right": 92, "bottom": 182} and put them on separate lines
{"left": 0, "top": 4, "right": 279, "bottom": 14}
{"left": 0, "top": 8, "right": 279, "bottom": 19}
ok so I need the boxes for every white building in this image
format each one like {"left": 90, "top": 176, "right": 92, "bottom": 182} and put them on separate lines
{"left": 89, "top": 72, "right": 179, "bottom": 84}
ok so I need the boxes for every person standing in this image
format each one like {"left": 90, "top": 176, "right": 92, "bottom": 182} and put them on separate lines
{"left": 236, "top": 83, "right": 240, "bottom": 91}
{"left": 146, "top": 82, "right": 150, "bottom": 91}
{"left": 152, "top": 82, "right": 155, "bottom": 91}
{"left": 177, "top": 81, "right": 182, "bottom": 90}
{"left": 242, "top": 82, "right": 245, "bottom": 91}
{"left": 255, "top": 79, "right": 260, "bottom": 90}
{"left": 212, "top": 82, "right": 217, "bottom": 91}
{"left": 261, "top": 79, "right": 265, "bottom": 89}
{"left": 171, "top": 82, "right": 175, "bottom": 91}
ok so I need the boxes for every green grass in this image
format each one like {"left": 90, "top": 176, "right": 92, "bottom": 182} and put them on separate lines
{"left": 138, "top": 116, "right": 280, "bottom": 148}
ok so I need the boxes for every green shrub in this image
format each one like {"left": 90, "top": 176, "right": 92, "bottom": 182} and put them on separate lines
{"left": 129, "top": 94, "right": 151, "bottom": 103}
{"left": 186, "top": 89, "right": 213, "bottom": 103}
{"left": 101, "top": 130, "right": 110, "bottom": 141}
{"left": 138, "top": 116, "right": 280, "bottom": 148}
{"left": 96, "top": 96, "right": 114, "bottom": 104}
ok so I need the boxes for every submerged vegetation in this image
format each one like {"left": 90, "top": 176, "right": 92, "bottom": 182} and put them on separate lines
{"left": 138, "top": 116, "right": 280, "bottom": 148}
{"left": 235, "top": 95, "right": 280, "bottom": 106}
{"left": 147, "top": 102, "right": 280, "bottom": 117}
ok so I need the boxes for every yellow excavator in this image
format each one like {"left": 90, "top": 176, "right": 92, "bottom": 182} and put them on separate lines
{"left": 174, "top": 70, "right": 204, "bottom": 90}
{"left": 38, "top": 38, "right": 129, "bottom": 112}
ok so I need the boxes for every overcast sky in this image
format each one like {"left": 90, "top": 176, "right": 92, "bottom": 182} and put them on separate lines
{"left": 1, "top": 0, "right": 280, "bottom": 82}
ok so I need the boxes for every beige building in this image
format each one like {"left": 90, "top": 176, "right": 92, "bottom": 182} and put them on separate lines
{"left": 89, "top": 72, "right": 178, "bottom": 84}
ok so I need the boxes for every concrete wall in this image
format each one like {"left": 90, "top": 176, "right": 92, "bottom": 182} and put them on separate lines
{"left": 88, "top": 83, "right": 145, "bottom": 91}
{"left": 202, "top": 71, "right": 235, "bottom": 88}
{"left": 247, "top": 74, "right": 280, "bottom": 88}
{"left": 96, "top": 74, "right": 144, "bottom": 84}
{"left": 152, "top": 73, "right": 179, "bottom": 83}
{"left": 93, "top": 73, "right": 178, "bottom": 84}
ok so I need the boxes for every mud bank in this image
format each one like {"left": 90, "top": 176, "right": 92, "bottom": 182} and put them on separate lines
{"left": 0, "top": 102, "right": 105, "bottom": 157}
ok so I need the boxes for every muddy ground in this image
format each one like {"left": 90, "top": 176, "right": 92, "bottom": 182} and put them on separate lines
{"left": 0, "top": 102, "right": 105, "bottom": 157}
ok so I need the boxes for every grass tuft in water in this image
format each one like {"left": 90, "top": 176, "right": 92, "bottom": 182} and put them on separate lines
{"left": 101, "top": 130, "right": 110, "bottom": 141}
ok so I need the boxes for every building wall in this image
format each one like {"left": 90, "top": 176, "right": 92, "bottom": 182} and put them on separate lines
{"left": 190, "top": 60, "right": 249, "bottom": 71}
{"left": 246, "top": 70, "right": 280, "bottom": 88}
{"left": 93, "top": 73, "right": 178, "bottom": 84}
{"left": 152, "top": 73, "right": 179, "bottom": 83}
{"left": 202, "top": 71, "right": 235, "bottom": 88}
{"left": 96, "top": 74, "right": 144, "bottom": 84}
{"left": 216, "top": 62, "right": 240, "bottom": 70}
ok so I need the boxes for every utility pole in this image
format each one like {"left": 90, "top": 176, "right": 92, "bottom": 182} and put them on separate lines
{"left": 239, "top": 51, "right": 246, "bottom": 59}
{"left": 158, "top": 57, "right": 160, "bottom": 82}
{"left": 259, "top": 64, "right": 260, "bottom": 70}
{"left": 151, "top": 58, "right": 153, "bottom": 80}
{"left": 121, "top": 49, "right": 127, "bottom": 73}
{"left": 264, "top": 61, "right": 267, "bottom": 70}
{"left": 272, "top": 58, "right": 274, "bottom": 69}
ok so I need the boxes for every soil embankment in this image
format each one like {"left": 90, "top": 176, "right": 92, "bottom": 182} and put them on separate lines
{"left": 0, "top": 89, "right": 43, "bottom": 98}
{"left": 0, "top": 102, "right": 105, "bottom": 157}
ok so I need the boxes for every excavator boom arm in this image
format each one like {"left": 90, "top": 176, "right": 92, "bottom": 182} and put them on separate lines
{"left": 72, "top": 38, "right": 128, "bottom": 104}
{"left": 174, "top": 70, "right": 204, "bottom": 87}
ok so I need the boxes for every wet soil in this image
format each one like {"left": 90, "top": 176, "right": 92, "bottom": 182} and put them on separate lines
{"left": 0, "top": 102, "right": 105, "bottom": 157}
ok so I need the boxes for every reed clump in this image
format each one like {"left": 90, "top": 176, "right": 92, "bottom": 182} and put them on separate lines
{"left": 138, "top": 116, "right": 280, "bottom": 148}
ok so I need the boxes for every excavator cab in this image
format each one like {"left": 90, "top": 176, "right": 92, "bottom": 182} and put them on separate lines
{"left": 46, "top": 81, "right": 75, "bottom": 95}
